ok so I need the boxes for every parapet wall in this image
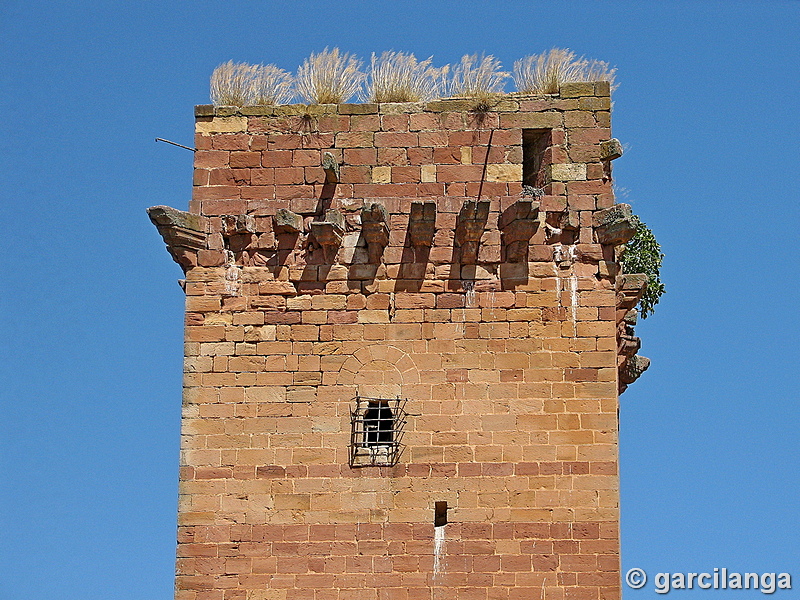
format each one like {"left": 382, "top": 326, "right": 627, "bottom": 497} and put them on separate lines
{"left": 149, "top": 81, "right": 650, "bottom": 600}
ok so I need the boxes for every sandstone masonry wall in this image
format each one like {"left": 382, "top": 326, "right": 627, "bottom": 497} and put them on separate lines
{"left": 150, "top": 81, "right": 647, "bottom": 600}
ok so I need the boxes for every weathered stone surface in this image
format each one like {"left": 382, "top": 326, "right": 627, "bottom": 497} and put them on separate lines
{"left": 361, "top": 203, "right": 389, "bottom": 262}
{"left": 559, "top": 82, "right": 596, "bottom": 98}
{"left": 273, "top": 208, "right": 303, "bottom": 234}
{"left": 486, "top": 164, "right": 523, "bottom": 182}
{"left": 322, "top": 152, "right": 340, "bottom": 183}
{"left": 221, "top": 214, "right": 255, "bottom": 235}
{"left": 147, "top": 205, "right": 204, "bottom": 232}
{"left": 600, "top": 138, "right": 624, "bottom": 161}
{"left": 549, "top": 163, "right": 587, "bottom": 181}
{"left": 455, "top": 200, "right": 490, "bottom": 264}
{"left": 195, "top": 116, "right": 248, "bottom": 134}
{"left": 409, "top": 201, "right": 436, "bottom": 248}
{"left": 620, "top": 354, "right": 651, "bottom": 385}
{"left": 617, "top": 273, "right": 649, "bottom": 312}
{"left": 147, "top": 205, "right": 207, "bottom": 273}
{"left": 499, "top": 200, "right": 539, "bottom": 262}
{"left": 593, "top": 203, "right": 637, "bottom": 245}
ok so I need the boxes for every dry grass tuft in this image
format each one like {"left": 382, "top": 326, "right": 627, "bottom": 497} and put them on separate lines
{"left": 365, "top": 51, "right": 449, "bottom": 103}
{"left": 251, "top": 64, "right": 294, "bottom": 105}
{"left": 449, "top": 54, "right": 509, "bottom": 105}
{"left": 210, "top": 61, "right": 257, "bottom": 107}
{"left": 295, "top": 48, "right": 365, "bottom": 105}
{"left": 210, "top": 61, "right": 293, "bottom": 106}
{"left": 513, "top": 48, "right": 616, "bottom": 94}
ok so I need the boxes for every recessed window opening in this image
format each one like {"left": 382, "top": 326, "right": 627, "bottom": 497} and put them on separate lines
{"left": 350, "top": 396, "right": 408, "bottom": 467}
{"left": 522, "top": 128, "right": 552, "bottom": 196}
{"left": 434, "top": 501, "right": 448, "bottom": 527}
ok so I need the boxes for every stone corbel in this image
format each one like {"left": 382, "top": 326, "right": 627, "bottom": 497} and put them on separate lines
{"left": 619, "top": 355, "right": 650, "bottom": 390}
{"left": 273, "top": 208, "right": 304, "bottom": 234}
{"left": 455, "top": 200, "right": 490, "bottom": 264}
{"left": 616, "top": 273, "right": 649, "bottom": 315}
{"left": 499, "top": 200, "right": 539, "bottom": 262}
{"left": 310, "top": 209, "right": 345, "bottom": 263}
{"left": 409, "top": 201, "right": 436, "bottom": 248}
{"left": 593, "top": 203, "right": 637, "bottom": 246}
{"left": 147, "top": 205, "right": 207, "bottom": 273}
{"left": 361, "top": 203, "right": 389, "bottom": 263}
{"left": 322, "top": 152, "right": 340, "bottom": 184}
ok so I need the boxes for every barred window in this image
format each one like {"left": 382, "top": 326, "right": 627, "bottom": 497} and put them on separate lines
{"left": 349, "top": 396, "right": 407, "bottom": 467}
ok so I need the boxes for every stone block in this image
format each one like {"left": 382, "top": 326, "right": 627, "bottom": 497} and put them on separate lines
{"left": 592, "top": 203, "right": 637, "bottom": 246}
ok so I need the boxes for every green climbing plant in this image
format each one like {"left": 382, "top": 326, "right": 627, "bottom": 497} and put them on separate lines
{"left": 620, "top": 216, "right": 665, "bottom": 319}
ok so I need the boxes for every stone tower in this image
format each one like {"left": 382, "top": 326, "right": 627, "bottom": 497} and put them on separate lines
{"left": 149, "top": 81, "right": 649, "bottom": 600}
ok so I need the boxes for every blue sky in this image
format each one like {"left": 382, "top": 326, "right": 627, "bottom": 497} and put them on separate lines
{"left": 2, "top": 1, "right": 799, "bottom": 597}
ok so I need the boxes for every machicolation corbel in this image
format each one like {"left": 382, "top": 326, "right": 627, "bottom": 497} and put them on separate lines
{"left": 499, "top": 200, "right": 539, "bottom": 262}
{"left": 311, "top": 209, "right": 345, "bottom": 262}
{"left": 600, "top": 138, "right": 624, "bottom": 161}
{"left": 593, "top": 203, "right": 637, "bottom": 246}
{"left": 360, "top": 203, "right": 389, "bottom": 263}
{"left": 409, "top": 201, "right": 436, "bottom": 248}
{"left": 147, "top": 205, "right": 207, "bottom": 273}
{"left": 273, "top": 208, "right": 304, "bottom": 234}
{"left": 322, "top": 152, "right": 340, "bottom": 184}
{"left": 455, "top": 200, "right": 490, "bottom": 265}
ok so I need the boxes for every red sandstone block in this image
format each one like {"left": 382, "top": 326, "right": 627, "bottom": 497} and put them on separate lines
{"left": 418, "top": 131, "right": 449, "bottom": 147}
{"left": 211, "top": 134, "right": 249, "bottom": 151}
{"left": 275, "top": 184, "right": 315, "bottom": 199}
{"left": 250, "top": 168, "right": 275, "bottom": 186}
{"left": 344, "top": 148, "right": 377, "bottom": 165}
{"left": 392, "top": 166, "right": 420, "bottom": 183}
{"left": 292, "top": 149, "right": 321, "bottom": 166}
{"left": 335, "top": 131, "right": 374, "bottom": 148}
{"left": 195, "top": 150, "right": 229, "bottom": 169}
{"left": 437, "top": 164, "right": 484, "bottom": 182}
{"left": 261, "top": 150, "right": 293, "bottom": 167}
{"left": 229, "top": 151, "right": 261, "bottom": 168}
{"left": 249, "top": 136, "right": 267, "bottom": 151}
{"left": 569, "top": 127, "right": 611, "bottom": 145}
{"left": 406, "top": 147, "right": 432, "bottom": 165}
{"left": 317, "top": 114, "right": 350, "bottom": 131}
{"left": 374, "top": 132, "right": 418, "bottom": 147}
{"left": 433, "top": 147, "right": 460, "bottom": 164}
{"left": 274, "top": 167, "right": 305, "bottom": 185}
{"left": 194, "top": 133, "right": 212, "bottom": 150}
{"left": 340, "top": 165, "right": 371, "bottom": 184}
{"left": 409, "top": 112, "right": 440, "bottom": 131}
{"left": 350, "top": 114, "right": 380, "bottom": 131}
{"left": 381, "top": 114, "right": 409, "bottom": 132}
{"left": 377, "top": 147, "right": 408, "bottom": 166}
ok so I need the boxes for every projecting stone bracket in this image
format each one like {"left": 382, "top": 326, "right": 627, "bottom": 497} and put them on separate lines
{"left": 361, "top": 203, "right": 389, "bottom": 263}
{"left": 409, "top": 201, "right": 436, "bottom": 248}
{"left": 322, "top": 152, "right": 340, "bottom": 183}
{"left": 616, "top": 273, "right": 651, "bottom": 392}
{"left": 499, "top": 200, "right": 539, "bottom": 262}
{"left": 616, "top": 273, "right": 649, "bottom": 316}
{"left": 455, "top": 200, "right": 490, "bottom": 265}
{"left": 273, "top": 208, "right": 304, "bottom": 234}
{"left": 310, "top": 209, "right": 345, "bottom": 262}
{"left": 620, "top": 355, "right": 650, "bottom": 389}
{"left": 600, "top": 138, "right": 624, "bottom": 161}
{"left": 147, "top": 205, "right": 207, "bottom": 273}
{"left": 221, "top": 214, "right": 255, "bottom": 235}
{"left": 593, "top": 203, "right": 637, "bottom": 246}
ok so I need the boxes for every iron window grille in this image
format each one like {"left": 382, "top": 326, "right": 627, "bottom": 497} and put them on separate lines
{"left": 349, "top": 396, "right": 407, "bottom": 467}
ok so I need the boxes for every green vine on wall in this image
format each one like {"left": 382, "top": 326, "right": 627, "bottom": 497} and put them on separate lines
{"left": 620, "top": 216, "right": 665, "bottom": 319}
